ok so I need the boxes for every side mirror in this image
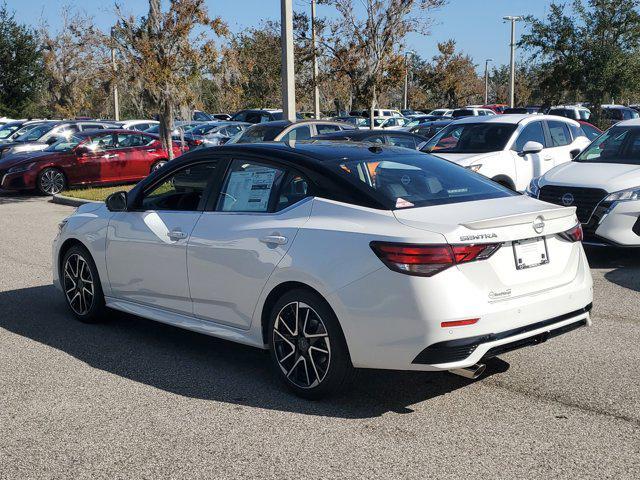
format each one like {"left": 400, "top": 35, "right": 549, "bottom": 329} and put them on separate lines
{"left": 105, "top": 191, "right": 128, "bottom": 212}
{"left": 518, "top": 140, "right": 544, "bottom": 157}
{"left": 219, "top": 137, "right": 230, "bottom": 145}
{"left": 46, "top": 137, "right": 59, "bottom": 145}
{"left": 569, "top": 148, "right": 581, "bottom": 159}
{"left": 75, "top": 145, "right": 90, "bottom": 156}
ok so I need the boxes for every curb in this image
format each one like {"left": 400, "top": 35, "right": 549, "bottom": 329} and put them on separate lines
{"left": 51, "top": 194, "right": 101, "bottom": 207}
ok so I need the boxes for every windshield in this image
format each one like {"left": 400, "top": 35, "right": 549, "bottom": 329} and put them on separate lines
{"left": 191, "top": 124, "right": 220, "bottom": 135}
{"left": 333, "top": 153, "right": 515, "bottom": 209}
{"left": 15, "top": 124, "right": 54, "bottom": 142}
{"left": 575, "top": 126, "right": 640, "bottom": 165}
{"left": 0, "top": 123, "right": 21, "bottom": 139}
{"left": 361, "top": 118, "right": 386, "bottom": 127}
{"left": 423, "top": 122, "right": 517, "bottom": 154}
{"left": 232, "top": 124, "right": 284, "bottom": 143}
{"left": 44, "top": 134, "right": 83, "bottom": 152}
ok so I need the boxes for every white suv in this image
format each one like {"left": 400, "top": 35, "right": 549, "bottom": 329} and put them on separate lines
{"left": 423, "top": 115, "right": 590, "bottom": 191}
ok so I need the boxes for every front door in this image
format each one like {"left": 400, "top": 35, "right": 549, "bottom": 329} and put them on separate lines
{"left": 106, "top": 161, "right": 221, "bottom": 313}
{"left": 187, "top": 158, "right": 313, "bottom": 328}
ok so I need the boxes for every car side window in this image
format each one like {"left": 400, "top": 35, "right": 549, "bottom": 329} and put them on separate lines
{"left": 276, "top": 173, "right": 310, "bottom": 211}
{"left": 141, "top": 162, "right": 219, "bottom": 211}
{"left": 512, "top": 122, "right": 545, "bottom": 151}
{"left": 280, "top": 125, "right": 312, "bottom": 142}
{"left": 233, "top": 112, "right": 247, "bottom": 122}
{"left": 363, "top": 134, "right": 385, "bottom": 144}
{"left": 217, "top": 160, "right": 286, "bottom": 213}
{"left": 547, "top": 120, "right": 571, "bottom": 147}
{"left": 85, "top": 133, "right": 118, "bottom": 151}
{"left": 387, "top": 135, "right": 416, "bottom": 149}
{"left": 117, "top": 133, "right": 146, "bottom": 148}
{"left": 315, "top": 124, "right": 341, "bottom": 135}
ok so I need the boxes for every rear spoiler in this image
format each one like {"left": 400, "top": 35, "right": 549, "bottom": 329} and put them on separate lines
{"left": 461, "top": 206, "right": 577, "bottom": 230}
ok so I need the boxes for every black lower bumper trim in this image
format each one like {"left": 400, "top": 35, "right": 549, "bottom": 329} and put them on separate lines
{"left": 412, "top": 303, "right": 592, "bottom": 365}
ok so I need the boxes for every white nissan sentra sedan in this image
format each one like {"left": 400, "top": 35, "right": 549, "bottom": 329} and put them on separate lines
{"left": 529, "top": 119, "right": 640, "bottom": 246}
{"left": 53, "top": 142, "right": 593, "bottom": 398}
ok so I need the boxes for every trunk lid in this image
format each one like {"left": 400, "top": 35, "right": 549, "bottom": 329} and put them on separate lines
{"left": 393, "top": 196, "right": 583, "bottom": 299}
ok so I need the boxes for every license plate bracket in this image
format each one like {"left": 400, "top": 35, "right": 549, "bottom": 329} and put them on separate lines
{"left": 513, "top": 237, "right": 549, "bottom": 270}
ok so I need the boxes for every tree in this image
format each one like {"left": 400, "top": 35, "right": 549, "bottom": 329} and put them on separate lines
{"left": 40, "top": 8, "right": 110, "bottom": 118}
{"left": 416, "top": 40, "right": 483, "bottom": 107}
{"left": 321, "top": 0, "right": 446, "bottom": 127}
{"left": 113, "top": 0, "right": 226, "bottom": 159}
{"left": 521, "top": 0, "right": 640, "bottom": 127}
{"left": 0, "top": 5, "right": 45, "bottom": 117}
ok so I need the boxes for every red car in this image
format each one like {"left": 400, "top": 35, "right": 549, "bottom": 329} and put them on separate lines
{"left": 0, "top": 129, "right": 184, "bottom": 195}
{"left": 577, "top": 120, "right": 603, "bottom": 141}
{"left": 481, "top": 104, "right": 508, "bottom": 114}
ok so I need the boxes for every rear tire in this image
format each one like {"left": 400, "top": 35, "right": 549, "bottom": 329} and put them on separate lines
{"left": 37, "top": 167, "right": 66, "bottom": 195}
{"left": 268, "top": 289, "right": 354, "bottom": 399}
{"left": 61, "top": 245, "right": 106, "bottom": 323}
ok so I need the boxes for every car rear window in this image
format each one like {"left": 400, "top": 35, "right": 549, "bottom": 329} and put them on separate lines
{"left": 332, "top": 153, "right": 516, "bottom": 209}
{"left": 235, "top": 124, "right": 284, "bottom": 143}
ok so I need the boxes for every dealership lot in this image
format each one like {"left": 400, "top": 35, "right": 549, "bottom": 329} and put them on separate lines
{"left": 1, "top": 193, "right": 639, "bottom": 479}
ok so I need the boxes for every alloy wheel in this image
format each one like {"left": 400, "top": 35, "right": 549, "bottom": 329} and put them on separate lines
{"left": 272, "top": 301, "right": 331, "bottom": 389}
{"left": 40, "top": 169, "right": 65, "bottom": 195}
{"left": 63, "top": 254, "right": 94, "bottom": 316}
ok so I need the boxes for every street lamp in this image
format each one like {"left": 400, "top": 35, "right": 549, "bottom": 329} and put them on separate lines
{"left": 484, "top": 59, "right": 493, "bottom": 105}
{"left": 311, "top": 0, "right": 320, "bottom": 119}
{"left": 281, "top": 0, "right": 296, "bottom": 121}
{"left": 403, "top": 50, "right": 416, "bottom": 111}
{"left": 503, "top": 15, "right": 523, "bottom": 108}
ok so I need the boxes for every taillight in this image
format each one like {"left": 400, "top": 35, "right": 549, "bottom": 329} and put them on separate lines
{"left": 558, "top": 224, "right": 583, "bottom": 242}
{"left": 370, "top": 242, "right": 500, "bottom": 277}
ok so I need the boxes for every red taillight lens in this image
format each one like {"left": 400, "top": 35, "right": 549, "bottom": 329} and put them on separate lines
{"left": 370, "top": 242, "right": 500, "bottom": 277}
{"left": 441, "top": 318, "right": 479, "bottom": 328}
{"left": 559, "top": 224, "right": 583, "bottom": 242}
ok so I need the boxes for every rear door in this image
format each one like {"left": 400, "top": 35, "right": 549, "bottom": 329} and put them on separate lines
{"left": 114, "top": 132, "right": 153, "bottom": 180}
{"left": 544, "top": 119, "right": 579, "bottom": 169}
{"left": 187, "top": 157, "right": 313, "bottom": 328}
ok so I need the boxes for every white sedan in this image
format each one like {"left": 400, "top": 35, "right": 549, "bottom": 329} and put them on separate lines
{"left": 423, "top": 115, "right": 590, "bottom": 191}
{"left": 529, "top": 119, "right": 640, "bottom": 246}
{"left": 53, "top": 142, "right": 593, "bottom": 398}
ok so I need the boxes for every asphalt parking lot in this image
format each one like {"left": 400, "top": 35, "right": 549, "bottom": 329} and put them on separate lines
{"left": 1, "top": 192, "right": 639, "bottom": 479}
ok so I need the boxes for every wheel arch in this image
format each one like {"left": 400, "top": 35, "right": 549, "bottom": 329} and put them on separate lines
{"left": 57, "top": 238, "right": 89, "bottom": 281}
{"left": 260, "top": 281, "right": 352, "bottom": 364}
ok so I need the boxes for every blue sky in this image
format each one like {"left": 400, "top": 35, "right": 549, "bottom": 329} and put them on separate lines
{"left": 5, "top": 0, "right": 553, "bottom": 67}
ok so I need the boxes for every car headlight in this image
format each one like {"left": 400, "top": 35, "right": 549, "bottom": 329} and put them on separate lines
{"left": 526, "top": 177, "right": 541, "bottom": 197}
{"left": 7, "top": 162, "right": 36, "bottom": 174}
{"left": 58, "top": 218, "right": 69, "bottom": 233}
{"left": 603, "top": 186, "right": 640, "bottom": 203}
{"left": 466, "top": 164, "right": 482, "bottom": 172}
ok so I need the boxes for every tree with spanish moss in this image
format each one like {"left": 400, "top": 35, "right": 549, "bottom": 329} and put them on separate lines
{"left": 112, "top": 0, "right": 227, "bottom": 159}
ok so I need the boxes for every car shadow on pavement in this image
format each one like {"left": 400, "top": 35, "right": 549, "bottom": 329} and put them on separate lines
{"left": 0, "top": 190, "right": 40, "bottom": 204}
{"left": 0, "top": 284, "right": 509, "bottom": 419}
{"left": 584, "top": 246, "right": 640, "bottom": 293}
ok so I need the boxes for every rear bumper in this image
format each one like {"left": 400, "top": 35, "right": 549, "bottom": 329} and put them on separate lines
{"left": 412, "top": 304, "right": 591, "bottom": 368}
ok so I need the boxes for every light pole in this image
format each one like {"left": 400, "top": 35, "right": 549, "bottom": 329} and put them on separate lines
{"left": 484, "top": 59, "right": 493, "bottom": 105}
{"left": 110, "top": 27, "right": 120, "bottom": 121}
{"left": 311, "top": 0, "right": 320, "bottom": 119}
{"left": 403, "top": 51, "right": 415, "bottom": 111}
{"left": 503, "top": 15, "right": 522, "bottom": 108}
{"left": 281, "top": 0, "right": 296, "bottom": 121}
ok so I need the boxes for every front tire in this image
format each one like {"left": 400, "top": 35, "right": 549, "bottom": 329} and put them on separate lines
{"left": 37, "top": 167, "right": 66, "bottom": 195}
{"left": 61, "top": 246, "right": 106, "bottom": 323}
{"left": 268, "top": 289, "right": 353, "bottom": 399}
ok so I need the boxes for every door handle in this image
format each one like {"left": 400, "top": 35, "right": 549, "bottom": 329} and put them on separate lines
{"left": 259, "top": 235, "right": 288, "bottom": 246}
{"left": 167, "top": 229, "right": 188, "bottom": 241}
{"left": 543, "top": 156, "right": 553, "bottom": 161}
{"left": 104, "top": 154, "right": 119, "bottom": 159}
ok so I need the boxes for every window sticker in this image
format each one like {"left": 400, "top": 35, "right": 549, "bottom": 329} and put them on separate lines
{"left": 223, "top": 168, "right": 277, "bottom": 212}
